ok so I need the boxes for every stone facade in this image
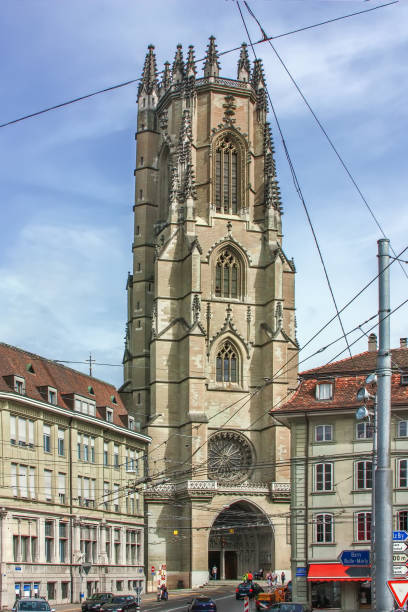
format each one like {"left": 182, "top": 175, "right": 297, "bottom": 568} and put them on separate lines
{"left": 0, "top": 343, "right": 150, "bottom": 607}
{"left": 122, "top": 38, "right": 298, "bottom": 589}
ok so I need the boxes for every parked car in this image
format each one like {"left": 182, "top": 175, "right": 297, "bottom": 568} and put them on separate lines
{"left": 187, "top": 596, "right": 217, "bottom": 611}
{"left": 236, "top": 582, "right": 264, "bottom": 600}
{"left": 12, "top": 599, "right": 54, "bottom": 612}
{"left": 82, "top": 593, "right": 114, "bottom": 612}
{"left": 100, "top": 595, "right": 138, "bottom": 612}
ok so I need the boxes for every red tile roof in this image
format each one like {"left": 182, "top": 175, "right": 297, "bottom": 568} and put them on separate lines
{"left": 274, "top": 347, "right": 408, "bottom": 414}
{"left": 0, "top": 342, "right": 129, "bottom": 427}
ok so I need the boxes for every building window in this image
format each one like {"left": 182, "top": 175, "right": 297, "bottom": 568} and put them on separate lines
{"left": 398, "top": 421, "right": 408, "bottom": 437}
{"left": 19, "top": 465, "right": 28, "bottom": 497}
{"left": 43, "top": 425, "right": 51, "bottom": 453}
{"left": 10, "top": 416, "right": 35, "bottom": 447}
{"left": 58, "top": 429, "right": 65, "bottom": 456}
{"left": 126, "top": 531, "right": 137, "bottom": 564}
{"left": 316, "top": 383, "right": 333, "bottom": 400}
{"left": 106, "top": 409, "right": 113, "bottom": 423}
{"left": 47, "top": 583, "right": 55, "bottom": 601}
{"left": 61, "top": 583, "right": 69, "bottom": 599}
{"left": 11, "top": 464, "right": 36, "bottom": 498}
{"left": 400, "top": 374, "right": 408, "bottom": 386}
{"left": 356, "top": 512, "right": 371, "bottom": 541}
{"left": 314, "top": 463, "right": 333, "bottom": 492}
{"left": 14, "top": 376, "right": 26, "bottom": 395}
{"left": 104, "top": 482, "right": 110, "bottom": 511}
{"left": 80, "top": 525, "right": 97, "bottom": 563}
{"left": 398, "top": 459, "right": 408, "bottom": 488}
{"left": 105, "top": 527, "right": 111, "bottom": 561}
{"left": 114, "top": 529, "right": 121, "bottom": 562}
{"left": 356, "top": 422, "right": 374, "bottom": 439}
{"left": 128, "top": 417, "right": 135, "bottom": 431}
{"left": 215, "top": 248, "right": 241, "bottom": 298}
{"left": 44, "top": 469, "right": 52, "bottom": 501}
{"left": 126, "top": 449, "right": 136, "bottom": 472}
{"left": 104, "top": 442, "right": 109, "bottom": 466}
{"left": 314, "top": 513, "right": 334, "bottom": 543}
{"left": 59, "top": 522, "right": 68, "bottom": 562}
{"left": 90, "top": 437, "right": 95, "bottom": 463}
{"left": 398, "top": 510, "right": 408, "bottom": 531}
{"left": 45, "top": 521, "right": 54, "bottom": 562}
{"left": 48, "top": 388, "right": 57, "bottom": 405}
{"left": 216, "top": 340, "right": 238, "bottom": 383}
{"left": 114, "top": 445, "right": 119, "bottom": 468}
{"left": 113, "top": 484, "right": 120, "bottom": 512}
{"left": 215, "top": 135, "right": 239, "bottom": 214}
{"left": 77, "top": 435, "right": 82, "bottom": 460}
{"left": 116, "top": 581, "right": 123, "bottom": 592}
{"left": 356, "top": 461, "right": 372, "bottom": 489}
{"left": 83, "top": 436, "right": 89, "bottom": 462}
{"left": 58, "top": 473, "right": 66, "bottom": 504}
{"left": 315, "top": 425, "right": 332, "bottom": 442}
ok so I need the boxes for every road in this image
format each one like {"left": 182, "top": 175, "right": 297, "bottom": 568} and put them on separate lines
{"left": 140, "top": 584, "right": 254, "bottom": 611}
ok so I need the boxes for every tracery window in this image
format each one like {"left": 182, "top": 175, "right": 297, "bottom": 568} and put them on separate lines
{"left": 216, "top": 341, "right": 238, "bottom": 383}
{"left": 215, "top": 135, "right": 238, "bottom": 214}
{"left": 215, "top": 248, "right": 240, "bottom": 298}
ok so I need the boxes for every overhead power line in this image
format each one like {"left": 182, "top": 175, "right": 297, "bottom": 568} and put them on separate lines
{"left": 0, "top": 1, "right": 397, "bottom": 129}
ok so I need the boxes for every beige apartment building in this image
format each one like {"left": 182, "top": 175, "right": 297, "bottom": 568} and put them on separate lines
{"left": 274, "top": 336, "right": 408, "bottom": 612}
{"left": 0, "top": 343, "right": 150, "bottom": 608}
{"left": 121, "top": 37, "right": 298, "bottom": 588}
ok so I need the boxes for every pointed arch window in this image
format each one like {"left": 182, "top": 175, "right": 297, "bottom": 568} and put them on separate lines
{"left": 215, "top": 135, "right": 238, "bottom": 214}
{"left": 216, "top": 341, "right": 238, "bottom": 383}
{"left": 215, "top": 248, "right": 240, "bottom": 298}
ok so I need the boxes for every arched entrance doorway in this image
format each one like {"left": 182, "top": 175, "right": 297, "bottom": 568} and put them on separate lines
{"left": 208, "top": 501, "right": 274, "bottom": 580}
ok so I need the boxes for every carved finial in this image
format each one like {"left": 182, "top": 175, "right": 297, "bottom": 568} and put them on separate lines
{"left": 186, "top": 45, "right": 197, "bottom": 79}
{"left": 226, "top": 221, "right": 232, "bottom": 235}
{"left": 226, "top": 303, "right": 232, "bottom": 319}
{"left": 203, "top": 36, "right": 220, "bottom": 78}
{"left": 251, "top": 59, "right": 268, "bottom": 112}
{"left": 169, "top": 166, "right": 180, "bottom": 204}
{"left": 161, "top": 61, "right": 171, "bottom": 90}
{"left": 237, "top": 43, "right": 250, "bottom": 82}
{"left": 138, "top": 44, "right": 158, "bottom": 97}
{"left": 192, "top": 295, "right": 201, "bottom": 323}
{"left": 172, "top": 44, "right": 185, "bottom": 83}
{"left": 275, "top": 302, "right": 283, "bottom": 332}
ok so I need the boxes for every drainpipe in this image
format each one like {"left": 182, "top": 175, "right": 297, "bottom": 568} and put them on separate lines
{"left": 68, "top": 418, "right": 74, "bottom": 603}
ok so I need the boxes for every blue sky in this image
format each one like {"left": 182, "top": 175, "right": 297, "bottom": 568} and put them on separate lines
{"left": 1, "top": 0, "right": 407, "bottom": 387}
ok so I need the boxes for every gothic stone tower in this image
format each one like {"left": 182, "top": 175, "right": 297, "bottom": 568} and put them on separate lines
{"left": 121, "top": 38, "right": 298, "bottom": 589}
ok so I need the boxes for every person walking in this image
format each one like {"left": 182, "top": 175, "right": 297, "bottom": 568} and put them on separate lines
{"left": 211, "top": 565, "right": 218, "bottom": 580}
{"left": 281, "top": 571, "right": 286, "bottom": 585}
{"left": 267, "top": 572, "right": 272, "bottom": 588}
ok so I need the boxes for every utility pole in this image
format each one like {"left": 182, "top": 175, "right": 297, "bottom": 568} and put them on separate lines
{"left": 375, "top": 238, "right": 393, "bottom": 612}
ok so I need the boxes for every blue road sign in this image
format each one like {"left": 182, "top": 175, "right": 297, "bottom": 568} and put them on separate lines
{"left": 296, "top": 568, "right": 307, "bottom": 577}
{"left": 339, "top": 550, "right": 370, "bottom": 566}
{"left": 393, "top": 531, "right": 408, "bottom": 542}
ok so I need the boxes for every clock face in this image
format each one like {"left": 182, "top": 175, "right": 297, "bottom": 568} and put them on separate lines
{"left": 208, "top": 431, "right": 254, "bottom": 484}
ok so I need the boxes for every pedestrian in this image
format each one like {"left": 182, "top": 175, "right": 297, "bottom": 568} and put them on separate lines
{"left": 273, "top": 571, "right": 278, "bottom": 586}
{"left": 267, "top": 572, "right": 272, "bottom": 588}
{"left": 212, "top": 565, "right": 218, "bottom": 580}
{"left": 281, "top": 571, "right": 286, "bottom": 585}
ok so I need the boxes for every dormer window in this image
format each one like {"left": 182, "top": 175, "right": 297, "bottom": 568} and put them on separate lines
{"left": 48, "top": 388, "right": 57, "bottom": 405}
{"left": 128, "top": 416, "right": 135, "bottom": 431}
{"left": 401, "top": 374, "right": 408, "bottom": 386}
{"left": 106, "top": 409, "right": 113, "bottom": 423}
{"left": 316, "top": 382, "right": 333, "bottom": 401}
{"left": 14, "top": 377, "right": 25, "bottom": 395}
{"left": 87, "top": 385, "right": 95, "bottom": 396}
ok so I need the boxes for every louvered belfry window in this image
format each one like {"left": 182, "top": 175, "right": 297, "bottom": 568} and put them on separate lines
{"left": 215, "top": 248, "right": 240, "bottom": 298}
{"left": 215, "top": 135, "right": 238, "bottom": 214}
{"left": 216, "top": 341, "right": 238, "bottom": 383}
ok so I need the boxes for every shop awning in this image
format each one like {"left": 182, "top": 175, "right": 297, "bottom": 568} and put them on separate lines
{"left": 308, "top": 563, "right": 371, "bottom": 582}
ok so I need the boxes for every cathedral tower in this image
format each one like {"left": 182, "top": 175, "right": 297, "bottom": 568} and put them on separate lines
{"left": 122, "top": 38, "right": 298, "bottom": 588}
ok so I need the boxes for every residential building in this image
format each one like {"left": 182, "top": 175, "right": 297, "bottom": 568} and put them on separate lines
{"left": 121, "top": 38, "right": 298, "bottom": 588}
{"left": 0, "top": 343, "right": 150, "bottom": 607}
{"left": 273, "top": 335, "right": 408, "bottom": 611}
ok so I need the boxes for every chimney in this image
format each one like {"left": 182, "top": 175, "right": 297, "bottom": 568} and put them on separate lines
{"left": 400, "top": 338, "right": 408, "bottom": 348}
{"left": 368, "top": 333, "right": 377, "bottom": 352}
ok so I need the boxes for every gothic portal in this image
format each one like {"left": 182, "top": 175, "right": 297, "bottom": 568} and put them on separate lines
{"left": 121, "top": 37, "right": 298, "bottom": 588}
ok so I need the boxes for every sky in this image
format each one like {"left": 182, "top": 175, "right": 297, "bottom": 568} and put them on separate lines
{"left": 0, "top": 0, "right": 407, "bottom": 388}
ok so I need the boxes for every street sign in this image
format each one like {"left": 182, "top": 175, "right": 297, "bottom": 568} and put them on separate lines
{"left": 393, "top": 531, "right": 408, "bottom": 541}
{"left": 393, "top": 554, "right": 408, "bottom": 564}
{"left": 296, "top": 567, "right": 307, "bottom": 577}
{"left": 393, "top": 566, "right": 408, "bottom": 576}
{"left": 394, "top": 542, "right": 408, "bottom": 553}
{"left": 345, "top": 567, "right": 371, "bottom": 578}
{"left": 387, "top": 580, "right": 408, "bottom": 607}
{"left": 339, "top": 550, "right": 370, "bottom": 566}
{"left": 151, "top": 566, "right": 155, "bottom": 574}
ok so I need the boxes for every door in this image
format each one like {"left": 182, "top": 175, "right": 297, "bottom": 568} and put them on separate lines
{"left": 208, "top": 551, "right": 221, "bottom": 579}
{"left": 225, "top": 551, "right": 237, "bottom": 579}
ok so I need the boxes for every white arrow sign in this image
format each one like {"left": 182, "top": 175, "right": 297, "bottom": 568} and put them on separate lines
{"left": 394, "top": 542, "right": 408, "bottom": 553}
{"left": 393, "top": 566, "right": 408, "bottom": 576}
{"left": 394, "top": 554, "right": 408, "bottom": 564}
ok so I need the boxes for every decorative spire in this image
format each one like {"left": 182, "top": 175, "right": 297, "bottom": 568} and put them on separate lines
{"left": 186, "top": 45, "right": 197, "bottom": 79}
{"left": 138, "top": 44, "right": 158, "bottom": 97}
{"left": 237, "top": 43, "right": 250, "bottom": 82}
{"left": 161, "top": 61, "right": 171, "bottom": 91}
{"left": 251, "top": 58, "right": 268, "bottom": 112}
{"left": 203, "top": 36, "right": 220, "bottom": 78}
{"left": 172, "top": 44, "right": 185, "bottom": 83}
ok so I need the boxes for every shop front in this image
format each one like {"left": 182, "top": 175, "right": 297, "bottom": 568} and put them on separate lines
{"left": 308, "top": 563, "right": 371, "bottom": 611}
